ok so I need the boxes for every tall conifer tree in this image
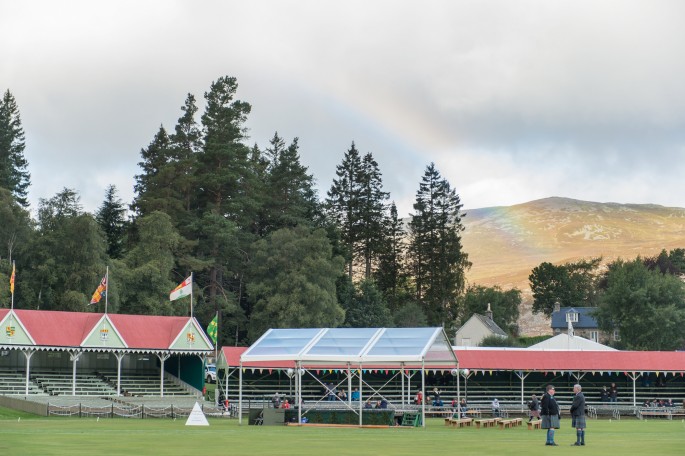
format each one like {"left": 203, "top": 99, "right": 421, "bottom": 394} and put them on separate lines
{"left": 357, "top": 152, "right": 388, "bottom": 278}
{"left": 96, "top": 185, "right": 128, "bottom": 259}
{"left": 264, "top": 133, "right": 318, "bottom": 233}
{"left": 0, "top": 90, "right": 30, "bottom": 207}
{"left": 408, "top": 163, "right": 470, "bottom": 325}
{"left": 196, "top": 76, "right": 254, "bottom": 316}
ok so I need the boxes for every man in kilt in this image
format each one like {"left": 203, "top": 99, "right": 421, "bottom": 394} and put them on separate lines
{"left": 570, "top": 384, "right": 586, "bottom": 446}
{"left": 541, "top": 384, "right": 560, "bottom": 446}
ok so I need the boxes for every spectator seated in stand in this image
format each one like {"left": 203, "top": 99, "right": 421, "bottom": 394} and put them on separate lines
{"left": 351, "top": 387, "right": 360, "bottom": 401}
{"left": 491, "top": 398, "right": 501, "bottom": 417}
{"left": 459, "top": 398, "right": 469, "bottom": 418}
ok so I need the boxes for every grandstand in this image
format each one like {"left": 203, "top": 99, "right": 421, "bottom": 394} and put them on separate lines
{"left": 217, "top": 345, "right": 685, "bottom": 420}
{"left": 0, "top": 308, "right": 215, "bottom": 416}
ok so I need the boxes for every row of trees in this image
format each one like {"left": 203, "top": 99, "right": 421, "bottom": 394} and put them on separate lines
{"left": 529, "top": 249, "right": 685, "bottom": 350}
{"left": 1, "top": 78, "right": 523, "bottom": 346}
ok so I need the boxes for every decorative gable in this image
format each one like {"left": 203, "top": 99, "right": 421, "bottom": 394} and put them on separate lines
{"left": 81, "top": 315, "right": 127, "bottom": 348}
{"left": 170, "top": 319, "right": 213, "bottom": 351}
{"left": 0, "top": 311, "right": 35, "bottom": 346}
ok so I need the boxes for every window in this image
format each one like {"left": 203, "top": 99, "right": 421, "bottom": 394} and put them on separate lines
{"left": 613, "top": 330, "right": 621, "bottom": 341}
{"left": 566, "top": 312, "right": 579, "bottom": 323}
{"left": 554, "top": 328, "right": 561, "bottom": 335}
{"left": 590, "top": 331, "right": 598, "bottom": 342}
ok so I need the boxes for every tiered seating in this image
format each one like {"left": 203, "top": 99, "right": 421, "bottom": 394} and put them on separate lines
{"left": 222, "top": 370, "right": 685, "bottom": 417}
{"left": 0, "top": 368, "right": 46, "bottom": 395}
{"left": 99, "top": 370, "right": 190, "bottom": 397}
{"left": 31, "top": 370, "right": 117, "bottom": 396}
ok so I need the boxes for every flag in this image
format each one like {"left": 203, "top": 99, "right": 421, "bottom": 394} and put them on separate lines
{"left": 170, "top": 276, "right": 192, "bottom": 301}
{"left": 90, "top": 275, "right": 107, "bottom": 305}
{"left": 9, "top": 262, "right": 15, "bottom": 295}
{"left": 207, "top": 314, "right": 218, "bottom": 344}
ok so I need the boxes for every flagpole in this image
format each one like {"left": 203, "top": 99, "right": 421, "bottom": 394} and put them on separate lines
{"left": 190, "top": 272, "right": 194, "bottom": 319}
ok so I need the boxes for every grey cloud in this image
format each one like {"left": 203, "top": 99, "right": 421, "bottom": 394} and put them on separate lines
{"left": 4, "top": 0, "right": 685, "bottom": 216}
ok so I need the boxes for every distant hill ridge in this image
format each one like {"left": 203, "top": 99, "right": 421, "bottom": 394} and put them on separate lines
{"left": 461, "top": 197, "right": 685, "bottom": 334}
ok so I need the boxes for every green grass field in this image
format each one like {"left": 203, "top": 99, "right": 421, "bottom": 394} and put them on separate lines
{"left": 1, "top": 407, "right": 684, "bottom": 456}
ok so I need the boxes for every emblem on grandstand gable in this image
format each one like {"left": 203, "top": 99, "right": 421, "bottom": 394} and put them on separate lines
{"left": 186, "top": 332, "right": 195, "bottom": 345}
{"left": 100, "top": 328, "right": 109, "bottom": 341}
{"left": 6, "top": 325, "right": 15, "bottom": 338}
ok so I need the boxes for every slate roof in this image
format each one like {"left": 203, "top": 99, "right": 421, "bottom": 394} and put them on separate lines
{"left": 550, "top": 307, "right": 599, "bottom": 329}
{"left": 473, "top": 314, "right": 507, "bottom": 337}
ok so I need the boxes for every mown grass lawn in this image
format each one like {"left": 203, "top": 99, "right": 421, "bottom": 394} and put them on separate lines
{"left": 1, "top": 407, "right": 683, "bottom": 456}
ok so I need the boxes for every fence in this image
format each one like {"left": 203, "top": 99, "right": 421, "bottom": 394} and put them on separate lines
{"left": 46, "top": 402, "right": 232, "bottom": 419}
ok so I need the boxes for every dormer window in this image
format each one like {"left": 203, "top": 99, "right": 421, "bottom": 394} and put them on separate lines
{"left": 566, "top": 311, "right": 579, "bottom": 323}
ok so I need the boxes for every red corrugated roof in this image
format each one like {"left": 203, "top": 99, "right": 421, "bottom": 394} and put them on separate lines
{"left": 108, "top": 313, "right": 188, "bottom": 349}
{"left": 2, "top": 309, "right": 207, "bottom": 351}
{"left": 17, "top": 309, "right": 101, "bottom": 346}
{"left": 454, "top": 349, "right": 685, "bottom": 372}
{"left": 220, "top": 346, "right": 685, "bottom": 373}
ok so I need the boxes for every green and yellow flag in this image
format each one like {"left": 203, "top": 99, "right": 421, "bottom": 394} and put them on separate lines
{"left": 207, "top": 314, "right": 218, "bottom": 345}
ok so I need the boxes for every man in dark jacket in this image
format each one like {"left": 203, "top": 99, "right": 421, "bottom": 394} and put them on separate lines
{"left": 541, "top": 384, "right": 560, "bottom": 446}
{"left": 570, "top": 384, "right": 586, "bottom": 446}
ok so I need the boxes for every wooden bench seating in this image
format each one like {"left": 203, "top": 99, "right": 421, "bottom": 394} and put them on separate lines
{"left": 527, "top": 420, "right": 541, "bottom": 430}
{"left": 446, "top": 418, "right": 473, "bottom": 428}
{"left": 474, "top": 418, "right": 500, "bottom": 428}
{"left": 498, "top": 418, "right": 523, "bottom": 429}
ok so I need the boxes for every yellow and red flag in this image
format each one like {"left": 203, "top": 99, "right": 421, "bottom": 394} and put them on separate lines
{"left": 90, "top": 275, "right": 107, "bottom": 305}
{"left": 9, "top": 262, "right": 15, "bottom": 295}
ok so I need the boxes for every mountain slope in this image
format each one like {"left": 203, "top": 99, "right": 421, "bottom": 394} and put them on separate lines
{"left": 461, "top": 197, "right": 685, "bottom": 334}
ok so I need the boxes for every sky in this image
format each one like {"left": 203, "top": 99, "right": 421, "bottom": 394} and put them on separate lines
{"left": 2, "top": 0, "right": 685, "bottom": 218}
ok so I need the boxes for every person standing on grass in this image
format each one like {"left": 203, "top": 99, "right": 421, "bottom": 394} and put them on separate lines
{"left": 570, "top": 384, "right": 586, "bottom": 446}
{"left": 529, "top": 394, "right": 540, "bottom": 422}
{"left": 541, "top": 384, "right": 560, "bottom": 446}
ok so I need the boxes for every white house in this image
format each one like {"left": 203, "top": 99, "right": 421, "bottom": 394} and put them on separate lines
{"left": 454, "top": 304, "right": 507, "bottom": 347}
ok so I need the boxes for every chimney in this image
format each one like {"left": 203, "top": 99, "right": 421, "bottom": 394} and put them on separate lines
{"left": 553, "top": 301, "right": 561, "bottom": 313}
{"left": 486, "top": 303, "right": 493, "bottom": 321}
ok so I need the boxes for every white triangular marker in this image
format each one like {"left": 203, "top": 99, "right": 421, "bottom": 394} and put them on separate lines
{"left": 185, "top": 402, "right": 209, "bottom": 426}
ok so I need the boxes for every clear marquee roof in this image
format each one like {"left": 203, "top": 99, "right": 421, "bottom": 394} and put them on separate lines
{"left": 240, "top": 327, "right": 458, "bottom": 367}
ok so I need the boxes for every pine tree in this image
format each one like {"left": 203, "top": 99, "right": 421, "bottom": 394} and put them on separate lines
{"left": 168, "top": 93, "right": 202, "bottom": 220}
{"left": 374, "top": 202, "right": 408, "bottom": 312}
{"left": 264, "top": 133, "right": 319, "bottom": 233}
{"left": 0, "top": 90, "right": 30, "bottom": 207}
{"left": 326, "top": 143, "right": 362, "bottom": 279}
{"left": 132, "top": 126, "right": 174, "bottom": 215}
{"left": 95, "top": 185, "right": 128, "bottom": 259}
{"left": 195, "top": 76, "right": 255, "bottom": 316}
{"left": 408, "top": 163, "right": 470, "bottom": 325}
{"left": 357, "top": 152, "right": 388, "bottom": 278}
